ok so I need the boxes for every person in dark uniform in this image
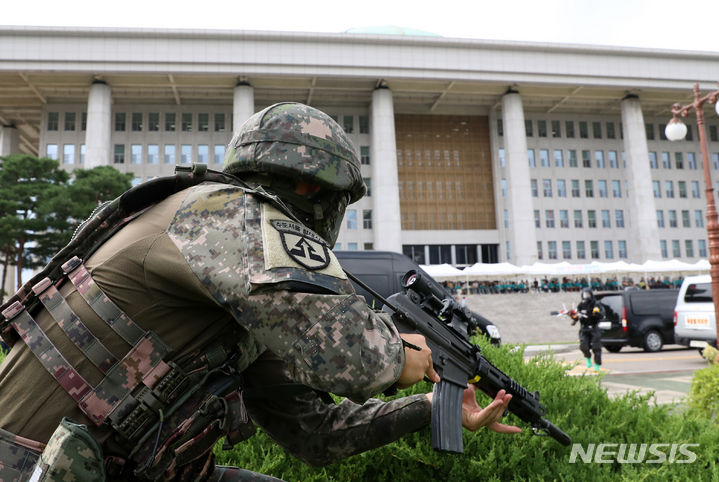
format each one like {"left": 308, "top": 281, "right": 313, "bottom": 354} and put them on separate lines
{"left": 571, "top": 288, "right": 603, "bottom": 371}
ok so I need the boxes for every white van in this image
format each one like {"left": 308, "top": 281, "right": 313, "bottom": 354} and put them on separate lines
{"left": 674, "top": 275, "right": 718, "bottom": 349}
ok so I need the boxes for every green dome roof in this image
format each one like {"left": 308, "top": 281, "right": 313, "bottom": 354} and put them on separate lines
{"left": 344, "top": 26, "right": 441, "bottom": 37}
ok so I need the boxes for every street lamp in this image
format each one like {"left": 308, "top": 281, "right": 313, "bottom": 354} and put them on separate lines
{"left": 666, "top": 82, "right": 719, "bottom": 346}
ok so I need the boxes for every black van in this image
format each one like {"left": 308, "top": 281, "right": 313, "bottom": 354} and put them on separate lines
{"left": 596, "top": 288, "right": 680, "bottom": 352}
{"left": 334, "top": 250, "right": 501, "bottom": 345}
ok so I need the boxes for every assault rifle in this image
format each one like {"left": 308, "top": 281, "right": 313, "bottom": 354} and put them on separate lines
{"left": 551, "top": 305, "right": 585, "bottom": 326}
{"left": 345, "top": 269, "right": 571, "bottom": 452}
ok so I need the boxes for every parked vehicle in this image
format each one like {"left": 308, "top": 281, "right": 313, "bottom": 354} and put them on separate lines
{"left": 674, "top": 275, "right": 718, "bottom": 350}
{"left": 596, "top": 288, "right": 679, "bottom": 352}
{"left": 335, "top": 250, "right": 501, "bottom": 345}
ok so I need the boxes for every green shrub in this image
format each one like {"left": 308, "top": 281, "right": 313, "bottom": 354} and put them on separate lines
{"left": 215, "top": 339, "right": 719, "bottom": 481}
{"left": 689, "top": 363, "right": 719, "bottom": 422}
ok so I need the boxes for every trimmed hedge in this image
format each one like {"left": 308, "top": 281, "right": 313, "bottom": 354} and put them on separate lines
{"left": 215, "top": 339, "right": 719, "bottom": 481}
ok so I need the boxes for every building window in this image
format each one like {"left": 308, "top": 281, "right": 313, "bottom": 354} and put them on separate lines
{"left": 198, "top": 145, "right": 209, "bottom": 164}
{"left": 214, "top": 145, "right": 224, "bottom": 164}
{"left": 601, "top": 209, "right": 611, "bottom": 228}
{"left": 571, "top": 179, "right": 580, "bottom": 197}
{"left": 574, "top": 210, "right": 583, "bottom": 228}
{"left": 359, "top": 115, "right": 369, "bottom": 134}
{"left": 678, "top": 181, "right": 687, "bottom": 198}
{"left": 579, "top": 121, "right": 588, "bottom": 139}
{"left": 590, "top": 240, "right": 599, "bottom": 259}
{"left": 608, "top": 150, "right": 618, "bottom": 168}
{"left": 692, "top": 181, "right": 701, "bottom": 198}
{"left": 557, "top": 179, "right": 567, "bottom": 197}
{"left": 81, "top": 112, "right": 87, "bottom": 131}
{"left": 672, "top": 240, "right": 681, "bottom": 258}
{"left": 696, "top": 210, "right": 704, "bottom": 228}
{"left": 615, "top": 210, "right": 625, "bottom": 228}
{"left": 588, "top": 210, "right": 596, "bottom": 228}
{"left": 403, "top": 245, "right": 426, "bottom": 265}
{"left": 551, "top": 120, "right": 561, "bottom": 137}
{"left": 554, "top": 149, "right": 564, "bottom": 167}
{"left": 568, "top": 149, "right": 577, "bottom": 167}
{"left": 606, "top": 122, "right": 616, "bottom": 139}
{"left": 364, "top": 243, "right": 374, "bottom": 250}
{"left": 531, "top": 179, "right": 538, "bottom": 197}
{"left": 498, "top": 148, "right": 506, "bottom": 168}
{"left": 653, "top": 180, "right": 661, "bottom": 198}
{"left": 364, "top": 178, "right": 371, "bottom": 197}
{"left": 649, "top": 151, "right": 658, "bottom": 169}
{"left": 611, "top": 180, "right": 621, "bottom": 198}
{"left": 164, "top": 145, "right": 176, "bottom": 164}
{"left": 565, "top": 121, "right": 575, "bottom": 138}
{"left": 534, "top": 210, "right": 541, "bottom": 228}
{"left": 165, "top": 113, "right": 176, "bottom": 132}
{"left": 685, "top": 240, "right": 694, "bottom": 258}
{"left": 645, "top": 123, "right": 655, "bottom": 140}
{"left": 559, "top": 209, "right": 569, "bottom": 228}
{"left": 63, "top": 144, "right": 75, "bottom": 164}
{"left": 181, "top": 145, "right": 192, "bottom": 164}
{"left": 346, "top": 209, "right": 357, "bottom": 229}
{"left": 198, "top": 113, "right": 209, "bottom": 132}
{"left": 660, "top": 240, "right": 668, "bottom": 258}
{"left": 545, "top": 210, "right": 555, "bottom": 228}
{"left": 537, "top": 120, "right": 547, "bottom": 137}
{"left": 47, "top": 112, "right": 59, "bottom": 131}
{"left": 662, "top": 152, "right": 671, "bottom": 169}
{"left": 348, "top": 242, "right": 358, "bottom": 251}
{"left": 528, "top": 149, "right": 536, "bottom": 167}
{"left": 688, "top": 152, "right": 697, "bottom": 170}
{"left": 537, "top": 241, "right": 543, "bottom": 260}
{"left": 132, "top": 113, "right": 143, "bottom": 131}
{"left": 592, "top": 121, "right": 602, "bottom": 139}
{"left": 504, "top": 209, "right": 509, "bottom": 229}
{"left": 699, "top": 239, "right": 707, "bottom": 257}
{"left": 182, "top": 113, "right": 193, "bottom": 132}
{"left": 548, "top": 241, "right": 557, "bottom": 260}
{"left": 113, "top": 144, "right": 125, "bottom": 164}
{"left": 604, "top": 240, "right": 614, "bottom": 259}
{"left": 595, "top": 151, "right": 605, "bottom": 168}
{"left": 657, "top": 210, "right": 665, "bottom": 228}
{"left": 675, "top": 152, "right": 684, "bottom": 169}
{"left": 543, "top": 179, "right": 552, "bottom": 197}
{"left": 668, "top": 210, "right": 678, "bottom": 228}
{"left": 618, "top": 240, "right": 627, "bottom": 259}
{"left": 501, "top": 178, "right": 507, "bottom": 197}
{"left": 562, "top": 241, "right": 571, "bottom": 259}
{"left": 686, "top": 125, "right": 693, "bottom": 141}
{"left": 582, "top": 150, "right": 591, "bottom": 168}
{"left": 525, "top": 120, "right": 533, "bottom": 137}
{"left": 360, "top": 146, "right": 370, "bottom": 165}
{"left": 64, "top": 112, "right": 76, "bottom": 131}
{"left": 539, "top": 149, "right": 550, "bottom": 167}
{"left": 114, "top": 112, "right": 126, "bottom": 131}
{"left": 577, "top": 241, "right": 586, "bottom": 259}
{"left": 598, "top": 180, "right": 608, "bottom": 198}
{"left": 363, "top": 210, "right": 372, "bottom": 229}
{"left": 710, "top": 125, "right": 718, "bottom": 142}
{"left": 665, "top": 180, "right": 674, "bottom": 198}
{"left": 80, "top": 144, "right": 85, "bottom": 163}
{"left": 584, "top": 180, "right": 594, "bottom": 197}
{"left": 147, "top": 144, "right": 158, "bottom": 164}
{"left": 131, "top": 177, "right": 142, "bottom": 187}
{"left": 148, "top": 112, "right": 160, "bottom": 131}
{"left": 131, "top": 144, "right": 142, "bottom": 164}
{"left": 429, "top": 245, "right": 452, "bottom": 264}
{"left": 682, "top": 210, "right": 691, "bottom": 228}
{"left": 714, "top": 152, "right": 719, "bottom": 169}
{"left": 342, "top": 115, "right": 354, "bottom": 133}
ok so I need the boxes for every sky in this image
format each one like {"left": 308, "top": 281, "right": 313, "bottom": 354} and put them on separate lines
{"left": 4, "top": 0, "right": 719, "bottom": 52}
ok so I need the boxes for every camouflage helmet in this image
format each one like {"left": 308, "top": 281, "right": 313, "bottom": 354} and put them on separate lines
{"left": 223, "top": 102, "right": 366, "bottom": 246}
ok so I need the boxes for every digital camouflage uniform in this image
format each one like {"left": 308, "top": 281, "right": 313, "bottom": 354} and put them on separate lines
{"left": 0, "top": 103, "right": 432, "bottom": 480}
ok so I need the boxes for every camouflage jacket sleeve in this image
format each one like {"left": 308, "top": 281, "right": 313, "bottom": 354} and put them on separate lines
{"left": 168, "top": 184, "right": 405, "bottom": 402}
{"left": 242, "top": 351, "right": 431, "bottom": 466}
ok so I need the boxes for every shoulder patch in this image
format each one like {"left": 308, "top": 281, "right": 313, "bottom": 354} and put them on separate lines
{"left": 270, "top": 219, "right": 330, "bottom": 270}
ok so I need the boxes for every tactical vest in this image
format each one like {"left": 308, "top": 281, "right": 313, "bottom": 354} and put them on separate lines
{"left": 0, "top": 164, "right": 293, "bottom": 480}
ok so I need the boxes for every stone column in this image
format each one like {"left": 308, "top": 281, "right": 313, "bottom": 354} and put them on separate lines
{"left": 0, "top": 125, "right": 20, "bottom": 156}
{"left": 370, "top": 87, "right": 402, "bottom": 252}
{"left": 621, "top": 95, "right": 662, "bottom": 261}
{"left": 501, "top": 91, "right": 537, "bottom": 265}
{"left": 233, "top": 83, "right": 255, "bottom": 135}
{"left": 85, "top": 81, "right": 112, "bottom": 168}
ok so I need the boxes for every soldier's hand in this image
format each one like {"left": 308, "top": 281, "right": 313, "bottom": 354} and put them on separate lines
{"left": 426, "top": 386, "right": 522, "bottom": 434}
{"left": 397, "top": 334, "right": 440, "bottom": 388}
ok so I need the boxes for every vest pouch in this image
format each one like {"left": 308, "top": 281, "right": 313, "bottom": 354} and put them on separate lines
{"left": 30, "top": 417, "right": 105, "bottom": 482}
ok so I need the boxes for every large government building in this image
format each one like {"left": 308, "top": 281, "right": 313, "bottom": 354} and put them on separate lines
{"left": 1, "top": 26, "right": 719, "bottom": 268}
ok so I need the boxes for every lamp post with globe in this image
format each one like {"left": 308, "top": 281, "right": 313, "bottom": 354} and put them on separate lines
{"left": 665, "top": 82, "right": 719, "bottom": 346}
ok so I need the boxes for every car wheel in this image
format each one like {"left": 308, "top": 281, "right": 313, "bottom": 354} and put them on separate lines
{"left": 643, "top": 330, "right": 663, "bottom": 352}
{"left": 604, "top": 344, "right": 623, "bottom": 353}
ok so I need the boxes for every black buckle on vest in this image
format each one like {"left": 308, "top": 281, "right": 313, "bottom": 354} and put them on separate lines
{"left": 1, "top": 301, "right": 25, "bottom": 322}
{"left": 61, "top": 256, "right": 83, "bottom": 275}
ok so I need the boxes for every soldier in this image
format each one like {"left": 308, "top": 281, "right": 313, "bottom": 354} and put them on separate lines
{"left": 571, "top": 287, "right": 603, "bottom": 371}
{"left": 0, "top": 103, "right": 518, "bottom": 481}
